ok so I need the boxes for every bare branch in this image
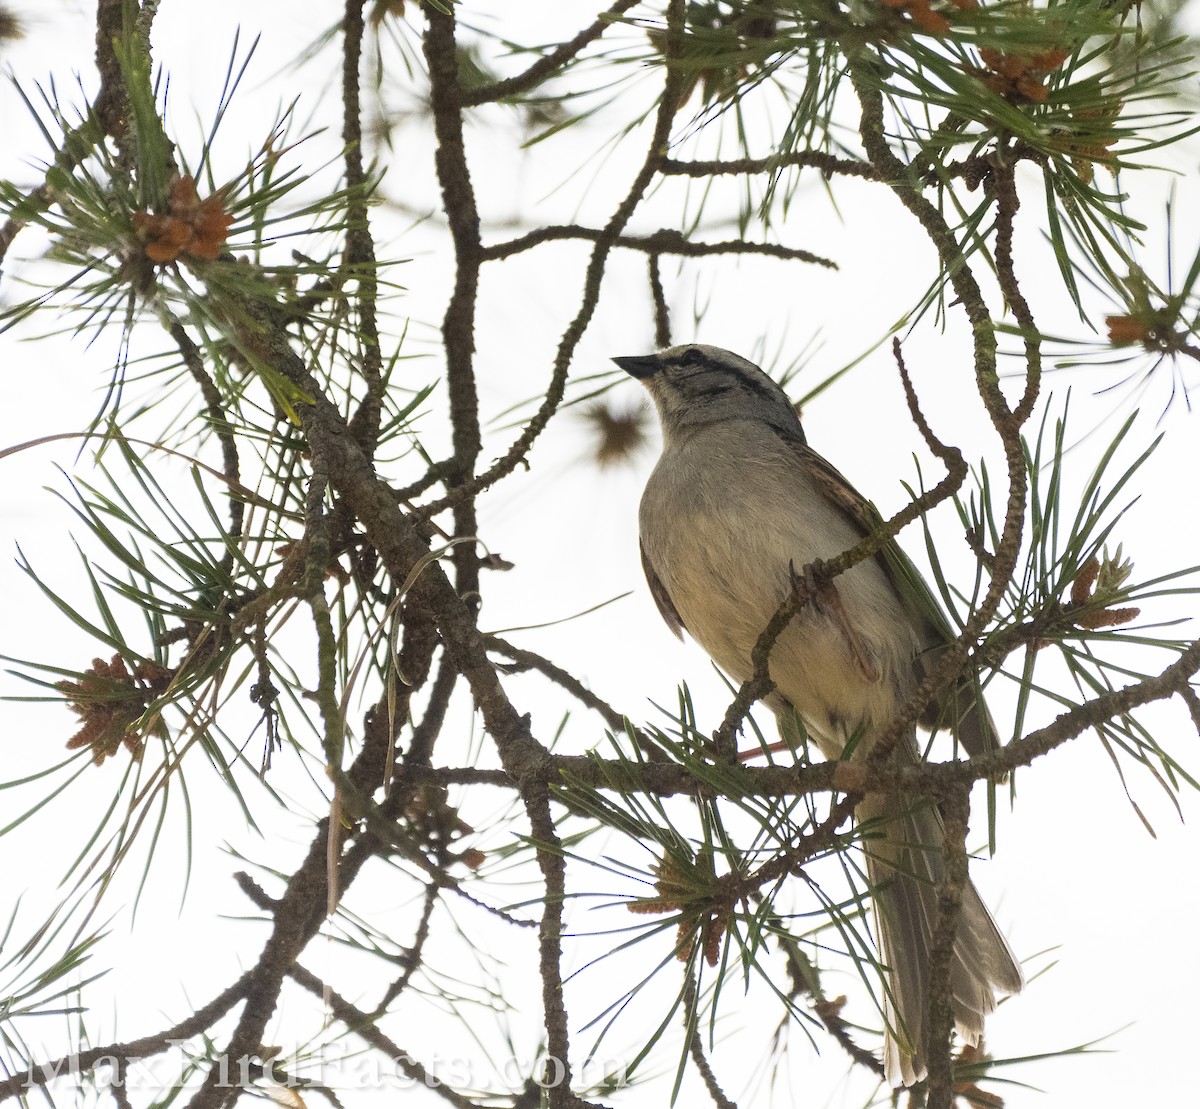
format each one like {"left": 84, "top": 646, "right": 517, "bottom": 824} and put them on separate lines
{"left": 167, "top": 317, "right": 244, "bottom": 563}
{"left": 683, "top": 974, "right": 738, "bottom": 1109}
{"left": 459, "top": 0, "right": 642, "bottom": 107}
{"left": 422, "top": 0, "right": 486, "bottom": 603}
{"left": 0, "top": 973, "right": 253, "bottom": 1103}
{"left": 661, "top": 152, "right": 878, "bottom": 180}
{"left": 342, "top": 0, "right": 385, "bottom": 453}
{"left": 419, "top": 0, "right": 692, "bottom": 517}
{"left": 924, "top": 787, "right": 969, "bottom": 1109}
{"left": 288, "top": 964, "right": 485, "bottom": 1109}
{"left": 482, "top": 225, "right": 835, "bottom": 268}
{"left": 649, "top": 254, "right": 672, "bottom": 348}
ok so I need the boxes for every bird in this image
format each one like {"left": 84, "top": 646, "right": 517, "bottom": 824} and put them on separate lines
{"left": 614, "top": 342, "right": 1022, "bottom": 1086}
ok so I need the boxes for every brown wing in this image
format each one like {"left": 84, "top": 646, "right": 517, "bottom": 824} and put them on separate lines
{"left": 640, "top": 541, "right": 685, "bottom": 639}
{"left": 794, "top": 446, "right": 887, "bottom": 552}
{"left": 795, "top": 444, "right": 998, "bottom": 755}
{"left": 794, "top": 445, "right": 939, "bottom": 637}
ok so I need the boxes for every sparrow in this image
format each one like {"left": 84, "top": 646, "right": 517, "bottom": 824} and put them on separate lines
{"left": 616, "top": 342, "right": 1022, "bottom": 1085}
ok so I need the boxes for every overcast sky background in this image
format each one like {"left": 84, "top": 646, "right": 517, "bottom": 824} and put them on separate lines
{"left": 2, "top": 3, "right": 1200, "bottom": 1107}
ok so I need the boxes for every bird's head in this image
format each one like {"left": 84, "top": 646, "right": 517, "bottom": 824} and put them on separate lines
{"left": 613, "top": 344, "right": 804, "bottom": 443}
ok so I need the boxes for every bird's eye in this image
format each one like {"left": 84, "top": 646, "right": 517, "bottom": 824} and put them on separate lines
{"left": 678, "top": 347, "right": 705, "bottom": 368}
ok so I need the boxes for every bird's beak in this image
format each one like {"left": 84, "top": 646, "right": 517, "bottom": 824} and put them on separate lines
{"left": 612, "top": 354, "right": 661, "bottom": 380}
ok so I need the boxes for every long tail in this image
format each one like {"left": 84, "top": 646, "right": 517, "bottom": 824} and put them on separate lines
{"left": 860, "top": 794, "right": 1023, "bottom": 1086}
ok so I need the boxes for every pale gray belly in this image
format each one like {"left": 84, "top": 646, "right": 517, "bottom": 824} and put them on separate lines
{"left": 640, "top": 463, "right": 922, "bottom": 756}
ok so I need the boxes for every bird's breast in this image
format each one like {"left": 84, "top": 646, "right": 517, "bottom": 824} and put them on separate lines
{"left": 639, "top": 432, "right": 922, "bottom": 754}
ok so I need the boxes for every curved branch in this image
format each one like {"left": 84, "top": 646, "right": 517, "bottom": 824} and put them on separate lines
{"left": 848, "top": 64, "right": 1030, "bottom": 773}
{"left": 711, "top": 427, "right": 967, "bottom": 754}
{"left": 459, "top": 0, "right": 642, "bottom": 107}
{"left": 683, "top": 974, "right": 738, "bottom": 1109}
{"left": 419, "top": 10, "right": 693, "bottom": 518}
{"left": 167, "top": 319, "right": 243, "bottom": 567}
{"left": 924, "top": 787, "right": 969, "bottom": 1105}
{"left": 342, "top": 0, "right": 385, "bottom": 453}
{"left": 0, "top": 973, "right": 253, "bottom": 1102}
{"left": 288, "top": 964, "right": 484, "bottom": 1109}
{"left": 422, "top": 0, "right": 485, "bottom": 603}
{"left": 649, "top": 253, "right": 672, "bottom": 347}
{"left": 415, "top": 635, "right": 1200, "bottom": 800}
{"left": 485, "top": 635, "right": 631, "bottom": 734}
{"left": 990, "top": 157, "right": 1042, "bottom": 424}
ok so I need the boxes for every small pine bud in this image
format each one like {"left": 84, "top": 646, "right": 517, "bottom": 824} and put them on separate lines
{"left": 1105, "top": 314, "right": 1148, "bottom": 344}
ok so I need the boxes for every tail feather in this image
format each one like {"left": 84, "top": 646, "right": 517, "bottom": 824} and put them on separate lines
{"left": 861, "top": 795, "right": 1022, "bottom": 1086}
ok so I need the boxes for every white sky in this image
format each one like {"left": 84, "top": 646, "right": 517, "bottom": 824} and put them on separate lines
{"left": 2, "top": 3, "right": 1199, "bottom": 1107}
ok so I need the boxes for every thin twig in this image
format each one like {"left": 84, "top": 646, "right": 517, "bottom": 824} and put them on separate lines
{"left": 375, "top": 881, "right": 439, "bottom": 1011}
{"left": 989, "top": 156, "right": 1042, "bottom": 425}
{"left": 482, "top": 224, "right": 834, "bottom": 268}
{"left": 288, "top": 964, "right": 485, "bottom": 1109}
{"left": 924, "top": 787, "right": 970, "bottom": 1108}
{"left": 168, "top": 319, "right": 244, "bottom": 570}
{"left": 394, "top": 458, "right": 456, "bottom": 502}
{"left": 682, "top": 975, "right": 738, "bottom": 1109}
{"left": 814, "top": 996, "right": 887, "bottom": 1076}
{"left": 422, "top": 0, "right": 485, "bottom": 604}
{"left": 661, "top": 152, "right": 878, "bottom": 180}
{"left": 711, "top": 440, "right": 966, "bottom": 755}
{"left": 775, "top": 931, "right": 886, "bottom": 1076}
{"left": 419, "top": 0, "right": 692, "bottom": 518}
{"left": 0, "top": 973, "right": 254, "bottom": 1101}
{"left": 342, "top": 0, "right": 385, "bottom": 454}
{"left": 459, "top": 0, "right": 641, "bottom": 107}
{"left": 524, "top": 782, "right": 576, "bottom": 1108}
{"left": 848, "top": 64, "right": 1029, "bottom": 768}
{"left": 649, "top": 254, "right": 672, "bottom": 348}
{"left": 892, "top": 339, "right": 964, "bottom": 475}
{"left": 415, "top": 636, "right": 1200, "bottom": 798}
{"left": 401, "top": 647, "right": 459, "bottom": 771}
{"left": 485, "top": 634, "right": 663, "bottom": 753}
{"left": 743, "top": 798, "right": 858, "bottom": 892}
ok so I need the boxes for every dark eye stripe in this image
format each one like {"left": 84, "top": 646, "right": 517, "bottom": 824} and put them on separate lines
{"left": 666, "top": 348, "right": 795, "bottom": 411}
{"left": 693, "top": 381, "right": 734, "bottom": 398}
{"left": 700, "top": 360, "right": 786, "bottom": 405}
{"left": 731, "top": 368, "right": 783, "bottom": 403}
